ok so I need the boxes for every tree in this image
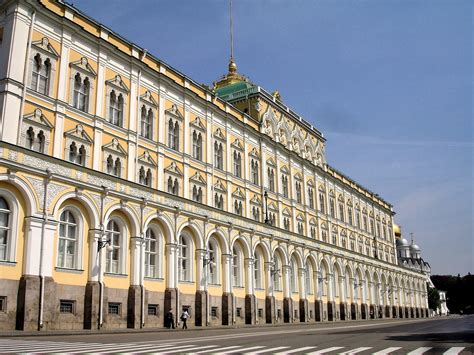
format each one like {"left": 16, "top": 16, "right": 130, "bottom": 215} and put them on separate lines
{"left": 428, "top": 286, "right": 441, "bottom": 312}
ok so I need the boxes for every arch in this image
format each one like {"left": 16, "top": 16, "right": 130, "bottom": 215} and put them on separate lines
{"left": 252, "top": 240, "right": 271, "bottom": 263}
{"left": 143, "top": 221, "right": 164, "bottom": 278}
{"left": 104, "top": 203, "right": 140, "bottom": 237}
{"left": 230, "top": 234, "right": 251, "bottom": 259}
{"left": 0, "top": 175, "right": 36, "bottom": 215}
{"left": 145, "top": 212, "right": 174, "bottom": 244}
{"left": 288, "top": 248, "right": 304, "bottom": 269}
{"left": 271, "top": 245, "right": 289, "bottom": 265}
{"left": 206, "top": 227, "right": 228, "bottom": 253}
{"left": 52, "top": 191, "right": 99, "bottom": 229}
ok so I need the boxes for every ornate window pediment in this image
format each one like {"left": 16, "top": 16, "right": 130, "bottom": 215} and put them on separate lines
{"left": 362, "top": 207, "right": 367, "bottom": 214}
{"left": 282, "top": 208, "right": 291, "bottom": 217}
{"left": 347, "top": 199, "right": 353, "bottom": 206}
{"left": 106, "top": 74, "right": 129, "bottom": 93}
{"left": 64, "top": 124, "right": 93, "bottom": 144}
{"left": 338, "top": 194, "right": 344, "bottom": 202}
{"left": 340, "top": 229, "right": 347, "bottom": 237}
{"left": 268, "top": 201, "right": 278, "bottom": 211}
{"left": 69, "top": 57, "right": 96, "bottom": 77}
{"left": 231, "top": 138, "right": 243, "bottom": 151}
{"left": 190, "top": 171, "right": 206, "bottom": 186}
{"left": 232, "top": 187, "right": 245, "bottom": 200}
{"left": 250, "top": 194, "right": 262, "bottom": 206}
{"left": 280, "top": 165, "right": 289, "bottom": 174}
{"left": 137, "top": 151, "right": 157, "bottom": 167}
{"left": 332, "top": 225, "right": 338, "bottom": 233}
{"left": 309, "top": 218, "right": 317, "bottom": 226}
{"left": 369, "top": 210, "right": 374, "bottom": 217}
{"left": 329, "top": 190, "right": 335, "bottom": 197}
{"left": 294, "top": 173, "right": 302, "bottom": 181}
{"left": 213, "top": 127, "right": 226, "bottom": 141}
{"left": 102, "top": 138, "right": 126, "bottom": 156}
{"left": 214, "top": 179, "right": 227, "bottom": 193}
{"left": 248, "top": 147, "right": 260, "bottom": 159}
{"left": 296, "top": 213, "right": 305, "bottom": 222}
{"left": 307, "top": 179, "right": 314, "bottom": 187}
{"left": 266, "top": 158, "right": 276, "bottom": 167}
{"left": 318, "top": 185, "right": 325, "bottom": 192}
{"left": 191, "top": 117, "right": 206, "bottom": 131}
{"left": 321, "top": 222, "right": 328, "bottom": 230}
{"left": 164, "top": 161, "right": 183, "bottom": 176}
{"left": 165, "top": 104, "right": 183, "bottom": 120}
{"left": 23, "top": 108, "right": 53, "bottom": 129}
{"left": 140, "top": 90, "right": 158, "bottom": 107}
{"left": 32, "top": 37, "right": 59, "bottom": 58}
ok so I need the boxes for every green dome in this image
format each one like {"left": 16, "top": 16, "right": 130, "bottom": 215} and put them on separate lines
{"left": 216, "top": 81, "right": 254, "bottom": 97}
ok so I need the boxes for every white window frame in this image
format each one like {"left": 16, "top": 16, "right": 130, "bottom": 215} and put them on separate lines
{"left": 0, "top": 190, "right": 19, "bottom": 262}
{"left": 178, "top": 232, "right": 194, "bottom": 282}
{"left": 105, "top": 217, "right": 127, "bottom": 274}
{"left": 56, "top": 206, "right": 84, "bottom": 270}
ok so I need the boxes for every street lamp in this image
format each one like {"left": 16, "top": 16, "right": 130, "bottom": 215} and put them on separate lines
{"left": 264, "top": 191, "right": 270, "bottom": 225}
{"left": 203, "top": 251, "right": 216, "bottom": 326}
{"left": 97, "top": 238, "right": 113, "bottom": 253}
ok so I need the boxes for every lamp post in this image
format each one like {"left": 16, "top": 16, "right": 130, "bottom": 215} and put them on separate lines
{"left": 270, "top": 260, "right": 280, "bottom": 322}
{"left": 264, "top": 190, "right": 270, "bottom": 225}
{"left": 203, "top": 251, "right": 216, "bottom": 326}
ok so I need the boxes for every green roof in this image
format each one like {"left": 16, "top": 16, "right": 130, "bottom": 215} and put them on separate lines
{"left": 216, "top": 81, "right": 254, "bottom": 97}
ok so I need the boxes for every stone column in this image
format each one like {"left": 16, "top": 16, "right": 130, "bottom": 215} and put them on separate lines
{"left": 164, "top": 243, "right": 178, "bottom": 327}
{"left": 244, "top": 257, "right": 255, "bottom": 325}
{"left": 327, "top": 273, "right": 335, "bottom": 321}
{"left": 127, "top": 236, "right": 143, "bottom": 329}
{"left": 299, "top": 268, "right": 308, "bottom": 322}
{"left": 264, "top": 262, "right": 275, "bottom": 324}
{"left": 221, "top": 253, "right": 233, "bottom": 325}
{"left": 194, "top": 250, "right": 207, "bottom": 326}
{"left": 282, "top": 265, "right": 292, "bottom": 323}
{"left": 84, "top": 229, "right": 102, "bottom": 329}
{"left": 315, "top": 271, "right": 324, "bottom": 322}
{"left": 339, "top": 275, "right": 347, "bottom": 321}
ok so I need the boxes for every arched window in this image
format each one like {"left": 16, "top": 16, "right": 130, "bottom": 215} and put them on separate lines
{"left": 68, "top": 142, "right": 78, "bottom": 163}
{"left": 251, "top": 160, "right": 259, "bottom": 185}
{"left": 208, "top": 239, "right": 218, "bottom": 284}
{"left": 0, "top": 197, "right": 11, "bottom": 261}
{"left": 329, "top": 197, "right": 335, "bottom": 218}
{"left": 308, "top": 187, "right": 314, "bottom": 209}
{"left": 295, "top": 181, "right": 302, "bottom": 203}
{"left": 347, "top": 207, "right": 353, "bottom": 225}
{"left": 145, "top": 169, "right": 152, "bottom": 187}
{"left": 173, "top": 178, "right": 179, "bottom": 195}
{"left": 141, "top": 106, "right": 153, "bottom": 139}
{"left": 252, "top": 206, "right": 260, "bottom": 222}
{"left": 109, "top": 90, "right": 123, "bottom": 126}
{"left": 168, "top": 119, "right": 180, "bottom": 150}
{"left": 105, "top": 220, "right": 121, "bottom": 274}
{"left": 73, "top": 74, "right": 89, "bottom": 112}
{"left": 106, "top": 155, "right": 114, "bottom": 175}
{"left": 282, "top": 175, "right": 288, "bottom": 198}
{"left": 214, "top": 142, "right": 223, "bottom": 169}
{"left": 139, "top": 166, "right": 146, "bottom": 185}
{"left": 254, "top": 252, "right": 262, "bottom": 289}
{"left": 298, "top": 222, "right": 304, "bottom": 235}
{"left": 338, "top": 201, "right": 345, "bottom": 222}
{"left": 192, "top": 131, "right": 202, "bottom": 160}
{"left": 234, "top": 200, "right": 243, "bottom": 215}
{"left": 78, "top": 145, "right": 86, "bottom": 166}
{"left": 306, "top": 264, "right": 313, "bottom": 295}
{"left": 114, "top": 157, "right": 121, "bottom": 177}
{"left": 233, "top": 151, "right": 241, "bottom": 178}
{"left": 290, "top": 258, "right": 298, "bottom": 293}
{"left": 144, "top": 228, "right": 158, "bottom": 278}
{"left": 267, "top": 167, "right": 275, "bottom": 192}
{"left": 174, "top": 121, "right": 180, "bottom": 150}
{"left": 31, "top": 54, "right": 51, "bottom": 95}
{"left": 215, "top": 193, "right": 224, "bottom": 210}
{"left": 232, "top": 246, "right": 242, "bottom": 287}
{"left": 318, "top": 191, "right": 326, "bottom": 214}
{"left": 273, "top": 256, "right": 282, "bottom": 291}
{"left": 26, "top": 127, "right": 35, "bottom": 149}
{"left": 57, "top": 209, "right": 77, "bottom": 268}
{"left": 178, "top": 234, "right": 191, "bottom": 281}
{"left": 37, "top": 130, "right": 45, "bottom": 153}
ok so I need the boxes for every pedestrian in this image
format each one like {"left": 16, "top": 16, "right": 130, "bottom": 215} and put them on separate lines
{"left": 181, "top": 309, "right": 190, "bottom": 329}
{"left": 166, "top": 308, "right": 175, "bottom": 329}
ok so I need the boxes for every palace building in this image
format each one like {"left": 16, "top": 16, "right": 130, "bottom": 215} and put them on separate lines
{"left": 0, "top": 0, "right": 430, "bottom": 331}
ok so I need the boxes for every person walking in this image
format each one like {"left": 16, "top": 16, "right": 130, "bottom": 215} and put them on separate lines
{"left": 181, "top": 309, "right": 190, "bottom": 330}
{"left": 166, "top": 308, "right": 175, "bottom": 329}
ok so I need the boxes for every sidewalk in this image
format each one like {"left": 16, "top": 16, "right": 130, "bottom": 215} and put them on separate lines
{"left": 0, "top": 316, "right": 443, "bottom": 338}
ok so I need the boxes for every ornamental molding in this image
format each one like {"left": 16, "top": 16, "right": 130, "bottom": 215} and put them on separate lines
{"left": 164, "top": 161, "right": 183, "bottom": 176}
{"left": 140, "top": 90, "right": 158, "bottom": 107}
{"left": 102, "top": 138, "right": 127, "bottom": 156}
{"left": 31, "top": 37, "right": 59, "bottom": 58}
{"left": 64, "top": 124, "right": 93, "bottom": 144}
{"left": 23, "top": 108, "right": 53, "bottom": 130}
{"left": 69, "top": 57, "right": 97, "bottom": 77}
{"left": 165, "top": 104, "right": 183, "bottom": 120}
{"left": 105, "top": 74, "right": 130, "bottom": 93}
{"left": 190, "top": 171, "right": 206, "bottom": 186}
{"left": 137, "top": 151, "right": 157, "bottom": 167}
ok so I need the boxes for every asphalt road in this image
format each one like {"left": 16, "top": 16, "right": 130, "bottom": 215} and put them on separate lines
{"left": 1, "top": 315, "right": 473, "bottom": 354}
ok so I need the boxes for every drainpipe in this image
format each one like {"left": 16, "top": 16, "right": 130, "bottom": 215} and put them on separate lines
{"left": 38, "top": 169, "right": 52, "bottom": 330}
{"left": 140, "top": 198, "right": 147, "bottom": 328}
{"left": 17, "top": 9, "right": 36, "bottom": 143}
{"left": 98, "top": 186, "right": 108, "bottom": 329}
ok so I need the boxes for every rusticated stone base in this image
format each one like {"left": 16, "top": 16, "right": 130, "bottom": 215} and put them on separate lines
{"left": 385, "top": 305, "right": 391, "bottom": 318}
{"left": 315, "top": 300, "right": 323, "bottom": 322}
{"left": 265, "top": 296, "right": 275, "bottom": 324}
{"left": 194, "top": 290, "right": 207, "bottom": 326}
{"left": 369, "top": 304, "right": 376, "bottom": 319}
{"left": 327, "top": 301, "right": 336, "bottom": 321}
{"left": 410, "top": 307, "right": 415, "bottom": 318}
{"left": 299, "top": 298, "right": 308, "bottom": 322}
{"left": 283, "top": 297, "right": 293, "bottom": 323}
{"left": 340, "top": 302, "right": 347, "bottom": 321}
{"left": 84, "top": 281, "right": 100, "bottom": 329}
{"left": 164, "top": 288, "right": 178, "bottom": 327}
{"left": 245, "top": 294, "right": 256, "bottom": 325}
{"left": 221, "top": 292, "right": 233, "bottom": 325}
{"left": 351, "top": 303, "right": 358, "bottom": 320}
{"left": 361, "top": 303, "right": 368, "bottom": 319}
{"left": 392, "top": 305, "right": 398, "bottom": 318}
{"left": 127, "top": 285, "right": 142, "bottom": 329}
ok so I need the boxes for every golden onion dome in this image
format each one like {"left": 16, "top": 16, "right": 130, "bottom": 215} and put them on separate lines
{"left": 228, "top": 59, "right": 237, "bottom": 73}
{"left": 393, "top": 224, "right": 401, "bottom": 237}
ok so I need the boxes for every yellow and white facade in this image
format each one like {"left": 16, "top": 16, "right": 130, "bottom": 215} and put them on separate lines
{"left": 0, "top": 0, "right": 429, "bottom": 331}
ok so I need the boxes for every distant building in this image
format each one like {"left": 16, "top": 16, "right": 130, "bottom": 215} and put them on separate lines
{"left": 0, "top": 0, "right": 429, "bottom": 331}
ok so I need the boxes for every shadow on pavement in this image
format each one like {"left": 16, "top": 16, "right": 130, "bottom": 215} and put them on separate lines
{"left": 385, "top": 332, "right": 474, "bottom": 344}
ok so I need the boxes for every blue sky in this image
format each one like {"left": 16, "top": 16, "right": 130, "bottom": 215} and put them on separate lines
{"left": 70, "top": 0, "right": 473, "bottom": 275}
